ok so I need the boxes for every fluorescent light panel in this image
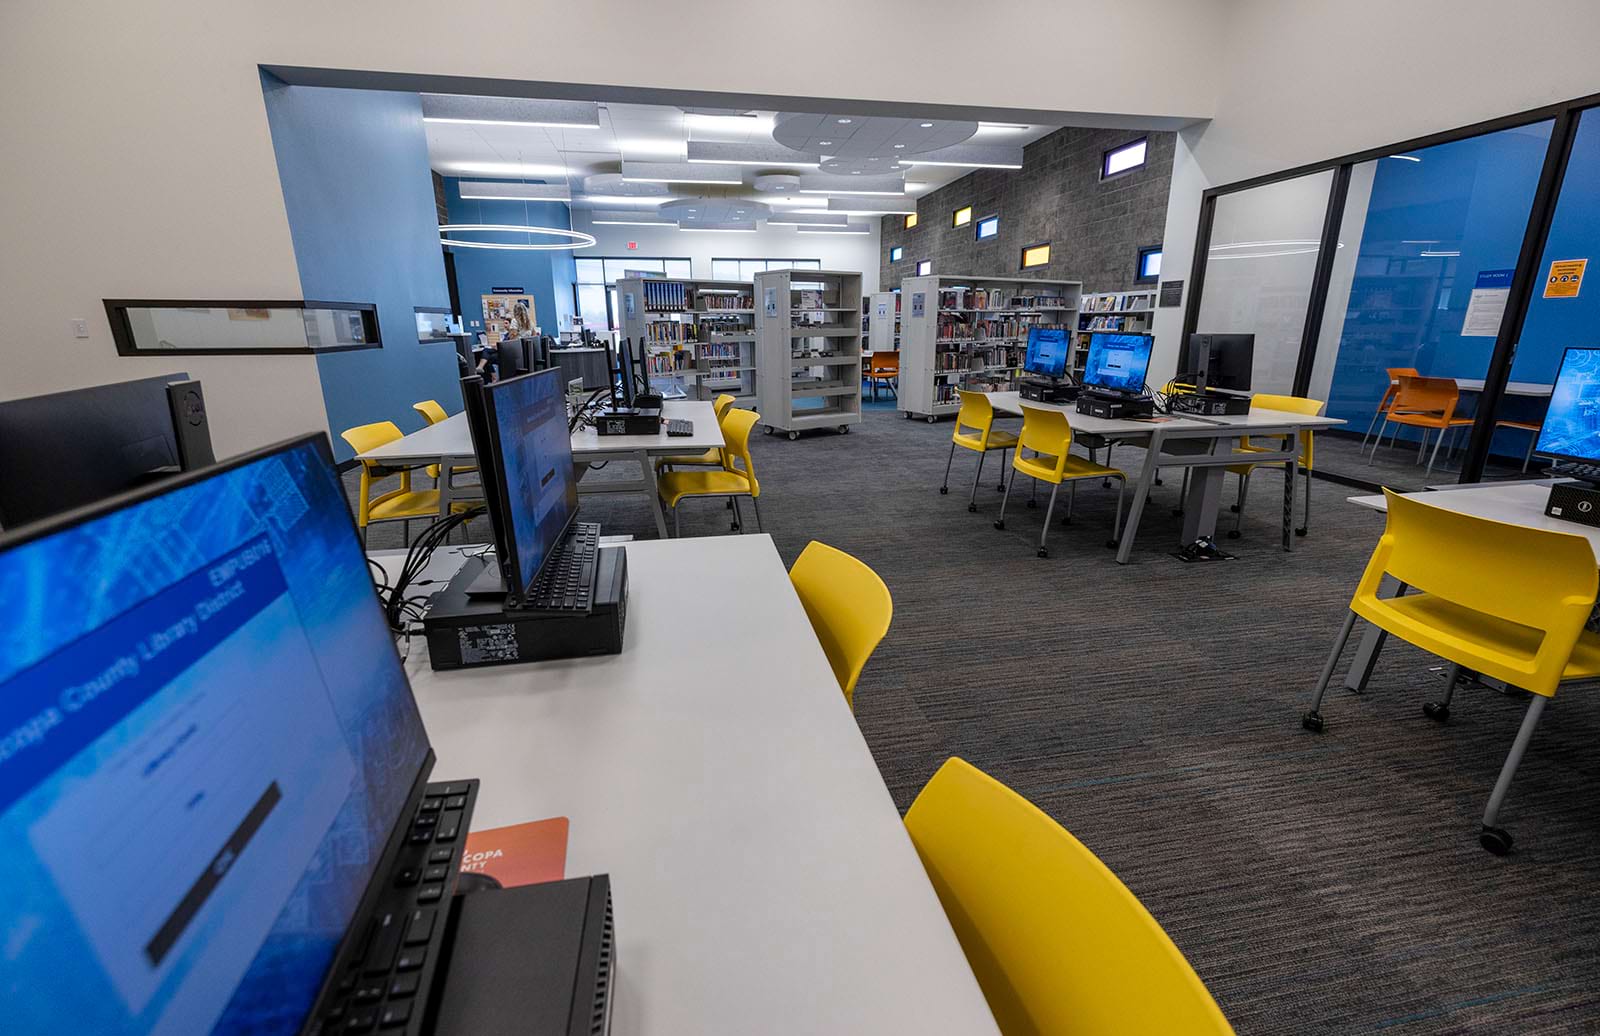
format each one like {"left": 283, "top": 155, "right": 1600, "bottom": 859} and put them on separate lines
{"left": 797, "top": 173, "right": 906, "bottom": 195}
{"left": 828, "top": 197, "right": 914, "bottom": 214}
{"left": 798, "top": 224, "right": 870, "bottom": 234}
{"left": 458, "top": 181, "right": 571, "bottom": 202}
{"left": 686, "top": 141, "right": 820, "bottom": 168}
{"left": 897, "top": 143, "right": 1024, "bottom": 170}
{"left": 766, "top": 212, "right": 849, "bottom": 226}
{"left": 621, "top": 161, "right": 743, "bottom": 185}
{"left": 421, "top": 96, "right": 600, "bottom": 129}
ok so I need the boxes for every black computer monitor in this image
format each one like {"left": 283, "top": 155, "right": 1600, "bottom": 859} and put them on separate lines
{"left": 616, "top": 338, "right": 639, "bottom": 408}
{"left": 0, "top": 373, "right": 214, "bottom": 529}
{"left": 1023, "top": 327, "right": 1070, "bottom": 380}
{"left": 0, "top": 433, "right": 431, "bottom": 1034}
{"left": 1082, "top": 332, "right": 1153, "bottom": 394}
{"left": 1534, "top": 346, "right": 1600, "bottom": 465}
{"left": 463, "top": 369, "right": 579, "bottom": 608}
{"left": 1184, "top": 333, "right": 1256, "bottom": 393}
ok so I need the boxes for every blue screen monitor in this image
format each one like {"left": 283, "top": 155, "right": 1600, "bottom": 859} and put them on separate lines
{"left": 0, "top": 435, "right": 430, "bottom": 1035}
{"left": 1535, "top": 347, "right": 1600, "bottom": 464}
{"left": 1083, "top": 332, "right": 1153, "bottom": 394}
{"left": 1023, "top": 327, "right": 1069, "bottom": 379}
{"left": 483, "top": 368, "right": 578, "bottom": 602}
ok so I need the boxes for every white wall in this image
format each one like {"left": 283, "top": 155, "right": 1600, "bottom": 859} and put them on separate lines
{"left": 573, "top": 214, "right": 882, "bottom": 292}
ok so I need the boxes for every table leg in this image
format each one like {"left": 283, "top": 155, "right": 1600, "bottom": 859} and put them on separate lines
{"left": 1180, "top": 462, "right": 1227, "bottom": 542}
{"left": 1282, "top": 456, "right": 1298, "bottom": 553}
{"left": 1343, "top": 574, "right": 1403, "bottom": 691}
{"left": 639, "top": 449, "right": 670, "bottom": 539}
{"left": 1114, "top": 430, "right": 1164, "bottom": 565}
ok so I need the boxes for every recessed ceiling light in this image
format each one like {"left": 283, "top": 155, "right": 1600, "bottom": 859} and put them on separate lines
{"left": 837, "top": 118, "right": 852, "bottom": 124}
{"left": 688, "top": 208, "right": 697, "bottom": 212}
{"left": 819, "top": 140, "right": 832, "bottom": 146}
{"left": 919, "top": 122, "right": 933, "bottom": 128}
{"left": 851, "top": 171, "right": 861, "bottom": 174}
{"left": 893, "top": 144, "right": 906, "bottom": 149}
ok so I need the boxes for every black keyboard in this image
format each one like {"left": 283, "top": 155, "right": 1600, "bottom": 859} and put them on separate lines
{"left": 528, "top": 522, "right": 602, "bottom": 611}
{"left": 666, "top": 418, "right": 695, "bottom": 437}
{"left": 1551, "top": 461, "right": 1600, "bottom": 484}
{"left": 314, "top": 780, "right": 478, "bottom": 1036}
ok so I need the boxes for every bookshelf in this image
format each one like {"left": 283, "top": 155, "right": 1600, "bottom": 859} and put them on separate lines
{"left": 754, "top": 268, "right": 863, "bottom": 439}
{"left": 616, "top": 277, "right": 758, "bottom": 402}
{"left": 1072, "top": 288, "right": 1156, "bottom": 379}
{"left": 865, "top": 291, "right": 901, "bottom": 355}
{"left": 899, "top": 275, "right": 1082, "bottom": 422}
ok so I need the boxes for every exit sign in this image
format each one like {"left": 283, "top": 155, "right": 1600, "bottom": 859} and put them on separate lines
{"left": 627, "top": 241, "right": 638, "bottom": 250}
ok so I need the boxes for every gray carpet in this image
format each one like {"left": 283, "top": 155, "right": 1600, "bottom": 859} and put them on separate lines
{"left": 349, "top": 409, "right": 1600, "bottom": 1034}
{"left": 1314, "top": 428, "right": 1542, "bottom": 492}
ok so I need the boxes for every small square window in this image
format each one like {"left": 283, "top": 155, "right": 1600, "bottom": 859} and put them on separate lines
{"left": 916, "top": 259, "right": 932, "bottom": 276}
{"left": 1103, "top": 138, "right": 1148, "bottom": 179}
{"left": 889, "top": 245, "right": 904, "bottom": 263}
{"left": 905, "top": 213, "right": 919, "bottom": 229}
{"left": 975, "top": 215, "right": 999, "bottom": 240}
{"left": 1021, "top": 243, "right": 1050, "bottom": 269}
{"left": 952, "top": 206, "right": 972, "bottom": 228}
{"left": 1136, "top": 246, "right": 1162, "bottom": 283}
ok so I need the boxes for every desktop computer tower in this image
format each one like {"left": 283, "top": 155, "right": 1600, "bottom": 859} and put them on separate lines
{"left": 1546, "top": 480, "right": 1600, "bottom": 527}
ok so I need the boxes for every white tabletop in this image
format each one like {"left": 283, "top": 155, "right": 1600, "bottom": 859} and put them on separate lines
{"left": 357, "top": 400, "right": 721, "bottom": 464}
{"left": 1188, "top": 407, "right": 1345, "bottom": 431}
{"left": 380, "top": 536, "right": 998, "bottom": 1036}
{"left": 1448, "top": 378, "right": 1553, "bottom": 397}
{"left": 1346, "top": 482, "right": 1600, "bottom": 563}
{"left": 986, "top": 390, "right": 1217, "bottom": 437}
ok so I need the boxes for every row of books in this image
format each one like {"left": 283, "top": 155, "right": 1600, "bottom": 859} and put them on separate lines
{"left": 639, "top": 281, "right": 688, "bottom": 312}
{"left": 645, "top": 349, "right": 694, "bottom": 374}
{"left": 646, "top": 320, "right": 696, "bottom": 344}
{"left": 701, "top": 293, "right": 754, "bottom": 310}
{"left": 937, "top": 318, "right": 1065, "bottom": 341}
{"left": 935, "top": 288, "right": 1071, "bottom": 311}
{"left": 698, "top": 343, "right": 745, "bottom": 360}
{"left": 1081, "top": 315, "right": 1143, "bottom": 331}
{"left": 933, "top": 373, "right": 1012, "bottom": 404}
{"left": 1083, "top": 292, "right": 1155, "bottom": 313}
{"left": 935, "top": 345, "right": 1023, "bottom": 371}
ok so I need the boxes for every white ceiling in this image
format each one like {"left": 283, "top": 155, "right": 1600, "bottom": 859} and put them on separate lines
{"left": 424, "top": 99, "right": 1058, "bottom": 225}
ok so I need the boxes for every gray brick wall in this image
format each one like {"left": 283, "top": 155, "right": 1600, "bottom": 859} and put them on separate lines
{"left": 879, "top": 128, "right": 1173, "bottom": 293}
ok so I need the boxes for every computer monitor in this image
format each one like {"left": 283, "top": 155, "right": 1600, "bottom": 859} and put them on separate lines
{"left": 1534, "top": 346, "right": 1600, "bottom": 465}
{"left": 1082, "top": 332, "right": 1153, "bottom": 394}
{"left": 0, "top": 373, "right": 214, "bottom": 529}
{"left": 0, "top": 434, "right": 431, "bottom": 1035}
{"left": 1184, "top": 333, "right": 1255, "bottom": 393}
{"left": 616, "top": 338, "right": 639, "bottom": 408}
{"left": 1023, "top": 327, "right": 1070, "bottom": 380}
{"left": 463, "top": 369, "right": 579, "bottom": 608}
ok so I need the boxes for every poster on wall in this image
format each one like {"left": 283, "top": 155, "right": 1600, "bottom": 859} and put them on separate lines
{"left": 481, "top": 293, "right": 536, "bottom": 341}
{"left": 764, "top": 287, "right": 778, "bottom": 318}
{"left": 1544, "top": 258, "right": 1587, "bottom": 298}
{"left": 1461, "top": 268, "right": 1514, "bottom": 337}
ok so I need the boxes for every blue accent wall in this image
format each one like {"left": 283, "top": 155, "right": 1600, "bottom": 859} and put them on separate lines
{"left": 261, "top": 75, "right": 458, "bottom": 462}
{"left": 1514, "top": 111, "right": 1600, "bottom": 383}
{"left": 442, "top": 179, "right": 578, "bottom": 341}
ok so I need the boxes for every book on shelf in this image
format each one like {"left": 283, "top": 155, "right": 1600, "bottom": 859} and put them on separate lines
{"left": 1083, "top": 291, "right": 1154, "bottom": 313}
{"left": 700, "top": 292, "right": 753, "bottom": 310}
{"left": 642, "top": 280, "right": 688, "bottom": 312}
{"left": 794, "top": 289, "right": 825, "bottom": 309}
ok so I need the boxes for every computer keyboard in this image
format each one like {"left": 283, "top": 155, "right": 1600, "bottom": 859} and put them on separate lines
{"left": 1550, "top": 461, "right": 1600, "bottom": 484}
{"left": 528, "top": 521, "right": 602, "bottom": 611}
{"left": 314, "top": 779, "right": 478, "bottom": 1036}
{"left": 666, "top": 418, "right": 695, "bottom": 437}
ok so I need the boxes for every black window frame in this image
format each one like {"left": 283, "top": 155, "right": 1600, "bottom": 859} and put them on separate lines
{"left": 1101, "top": 137, "right": 1149, "bottom": 180}
{"left": 889, "top": 245, "right": 904, "bottom": 263}
{"left": 1019, "top": 242, "right": 1050, "bottom": 270}
{"left": 1135, "top": 245, "right": 1162, "bottom": 284}
{"left": 975, "top": 215, "right": 1000, "bottom": 242}
{"left": 103, "top": 299, "right": 381, "bottom": 356}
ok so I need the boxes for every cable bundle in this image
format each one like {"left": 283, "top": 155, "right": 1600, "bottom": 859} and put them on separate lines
{"left": 372, "top": 506, "right": 485, "bottom": 637}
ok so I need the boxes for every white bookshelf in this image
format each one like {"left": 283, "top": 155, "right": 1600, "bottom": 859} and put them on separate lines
{"left": 899, "top": 275, "right": 1083, "bottom": 422}
{"left": 1073, "top": 288, "right": 1157, "bottom": 379}
{"left": 865, "top": 291, "right": 901, "bottom": 354}
{"left": 754, "top": 268, "right": 863, "bottom": 439}
{"left": 616, "top": 277, "right": 758, "bottom": 402}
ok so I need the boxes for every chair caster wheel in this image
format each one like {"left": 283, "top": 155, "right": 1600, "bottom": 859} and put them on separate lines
{"left": 1229, "top": 504, "right": 1240, "bottom": 513}
{"left": 764, "top": 426, "right": 774, "bottom": 435}
{"left": 1422, "top": 701, "right": 1450, "bottom": 722}
{"left": 996, "top": 483, "right": 1006, "bottom": 492}
{"left": 1170, "top": 508, "right": 1185, "bottom": 518}
{"left": 787, "top": 430, "right": 799, "bottom": 441}
{"left": 1105, "top": 539, "right": 1118, "bottom": 549}
{"left": 1036, "top": 547, "right": 1049, "bottom": 558}
{"left": 1154, "top": 477, "right": 1164, "bottom": 486}
{"left": 1296, "top": 527, "right": 1309, "bottom": 537}
{"left": 967, "top": 503, "right": 977, "bottom": 513}
{"left": 1301, "top": 710, "right": 1325, "bottom": 733}
{"left": 939, "top": 485, "right": 949, "bottom": 495}
{"left": 1025, "top": 498, "right": 1037, "bottom": 509}
{"left": 993, "top": 520, "right": 1006, "bottom": 530}
{"left": 1101, "top": 480, "right": 1111, "bottom": 488}
{"left": 1226, "top": 530, "right": 1241, "bottom": 540}
{"left": 1479, "top": 826, "right": 1513, "bottom": 855}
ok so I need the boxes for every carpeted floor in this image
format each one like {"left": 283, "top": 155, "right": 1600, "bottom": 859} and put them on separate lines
{"left": 350, "top": 407, "right": 1600, "bottom": 1034}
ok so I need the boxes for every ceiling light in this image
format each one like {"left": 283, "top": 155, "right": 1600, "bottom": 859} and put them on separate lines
{"left": 919, "top": 122, "right": 933, "bottom": 128}
{"left": 975, "top": 122, "right": 1030, "bottom": 132}
{"left": 818, "top": 141, "right": 832, "bottom": 146}
{"left": 1388, "top": 154, "right": 1423, "bottom": 162}
{"left": 591, "top": 219, "right": 674, "bottom": 226}
{"left": 623, "top": 176, "right": 742, "bottom": 184}
{"left": 899, "top": 159, "right": 1023, "bottom": 169}
{"left": 893, "top": 144, "right": 905, "bottom": 149}
{"left": 1419, "top": 250, "right": 1461, "bottom": 257}
{"left": 425, "top": 117, "right": 591, "bottom": 129}
{"left": 439, "top": 225, "right": 596, "bottom": 251}
{"left": 445, "top": 162, "right": 572, "bottom": 177}
{"left": 837, "top": 118, "right": 852, "bottom": 124}
{"left": 677, "top": 226, "right": 758, "bottom": 233}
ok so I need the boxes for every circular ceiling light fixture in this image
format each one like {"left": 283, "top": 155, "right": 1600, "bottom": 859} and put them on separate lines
{"left": 439, "top": 224, "right": 597, "bottom": 250}
{"left": 580, "top": 172, "right": 669, "bottom": 197}
{"left": 753, "top": 173, "right": 801, "bottom": 193}
{"left": 659, "top": 198, "right": 771, "bottom": 226}
{"left": 774, "top": 113, "right": 978, "bottom": 160}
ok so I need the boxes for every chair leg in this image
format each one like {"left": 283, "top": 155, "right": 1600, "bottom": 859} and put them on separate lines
{"left": 997, "top": 449, "right": 1008, "bottom": 491}
{"left": 1065, "top": 480, "right": 1077, "bottom": 524}
{"left": 967, "top": 450, "right": 986, "bottom": 512}
{"left": 1107, "top": 476, "right": 1126, "bottom": 550}
{"left": 1298, "top": 468, "right": 1312, "bottom": 537}
{"left": 1426, "top": 425, "right": 1447, "bottom": 475}
{"left": 673, "top": 506, "right": 681, "bottom": 538}
{"left": 1037, "top": 482, "right": 1060, "bottom": 557}
{"left": 751, "top": 496, "right": 763, "bottom": 532}
{"left": 994, "top": 463, "right": 1016, "bottom": 530}
{"left": 1230, "top": 470, "right": 1252, "bottom": 538}
{"left": 730, "top": 496, "right": 743, "bottom": 532}
{"left": 403, "top": 519, "right": 411, "bottom": 544}
{"left": 1368, "top": 420, "right": 1390, "bottom": 463}
{"left": 1173, "top": 467, "right": 1191, "bottom": 517}
{"left": 941, "top": 441, "right": 956, "bottom": 494}
{"left": 1102, "top": 444, "right": 1114, "bottom": 488}
{"left": 1423, "top": 663, "right": 1463, "bottom": 721}
{"left": 1303, "top": 611, "right": 1359, "bottom": 732}
{"left": 1479, "top": 694, "right": 1550, "bottom": 855}
{"left": 1416, "top": 428, "right": 1429, "bottom": 463}
{"left": 1522, "top": 430, "right": 1538, "bottom": 473}
{"left": 361, "top": 523, "right": 369, "bottom": 550}
{"left": 1360, "top": 406, "right": 1384, "bottom": 450}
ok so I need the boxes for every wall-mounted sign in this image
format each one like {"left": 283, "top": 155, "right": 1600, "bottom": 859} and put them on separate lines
{"left": 764, "top": 287, "right": 778, "bottom": 318}
{"left": 910, "top": 291, "right": 926, "bottom": 318}
{"left": 1158, "top": 280, "right": 1184, "bottom": 308}
{"left": 623, "top": 291, "right": 636, "bottom": 319}
{"left": 490, "top": 286, "right": 525, "bottom": 294}
{"left": 1461, "top": 268, "right": 1514, "bottom": 337}
{"left": 1544, "top": 258, "right": 1587, "bottom": 298}
{"left": 482, "top": 294, "right": 534, "bottom": 340}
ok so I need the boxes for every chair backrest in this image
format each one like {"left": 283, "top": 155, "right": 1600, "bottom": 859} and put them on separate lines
{"left": 1018, "top": 404, "right": 1072, "bottom": 478}
{"left": 1249, "top": 393, "right": 1324, "bottom": 468}
{"left": 1391, "top": 375, "right": 1459, "bottom": 418}
{"left": 904, "top": 758, "right": 1235, "bottom": 1036}
{"left": 340, "top": 420, "right": 404, "bottom": 463}
{"left": 712, "top": 393, "right": 737, "bottom": 422}
{"left": 1355, "top": 490, "right": 1597, "bottom": 696}
{"left": 788, "top": 541, "right": 893, "bottom": 708}
{"left": 719, "top": 407, "right": 761, "bottom": 496}
{"left": 413, "top": 399, "right": 449, "bottom": 426}
{"left": 872, "top": 350, "right": 900, "bottom": 374}
{"left": 953, "top": 389, "right": 997, "bottom": 445}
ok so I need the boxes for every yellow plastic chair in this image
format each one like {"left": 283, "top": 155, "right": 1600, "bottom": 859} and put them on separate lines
{"left": 655, "top": 393, "right": 737, "bottom": 474}
{"left": 1302, "top": 489, "right": 1600, "bottom": 855}
{"left": 340, "top": 421, "right": 472, "bottom": 547}
{"left": 658, "top": 408, "right": 761, "bottom": 537}
{"left": 941, "top": 389, "right": 1019, "bottom": 513}
{"left": 411, "top": 399, "right": 478, "bottom": 481}
{"left": 993, "top": 403, "right": 1125, "bottom": 557}
{"left": 1225, "top": 393, "right": 1324, "bottom": 540}
{"left": 905, "top": 758, "right": 1235, "bottom": 1036}
{"left": 788, "top": 541, "right": 893, "bottom": 709}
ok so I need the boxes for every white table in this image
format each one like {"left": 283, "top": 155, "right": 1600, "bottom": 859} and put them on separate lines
{"left": 1443, "top": 378, "right": 1552, "bottom": 398}
{"left": 374, "top": 536, "right": 1000, "bottom": 1036}
{"left": 987, "top": 391, "right": 1344, "bottom": 563}
{"left": 357, "top": 401, "right": 723, "bottom": 538}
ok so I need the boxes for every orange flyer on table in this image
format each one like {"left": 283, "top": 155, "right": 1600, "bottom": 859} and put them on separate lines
{"left": 459, "top": 817, "right": 569, "bottom": 888}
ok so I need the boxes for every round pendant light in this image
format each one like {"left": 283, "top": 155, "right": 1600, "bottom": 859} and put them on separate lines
{"left": 439, "top": 224, "right": 597, "bottom": 251}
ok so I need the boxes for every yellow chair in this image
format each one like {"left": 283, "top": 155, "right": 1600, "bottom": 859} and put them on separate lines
{"left": 658, "top": 408, "right": 761, "bottom": 537}
{"left": 994, "top": 403, "right": 1126, "bottom": 558}
{"left": 905, "top": 758, "right": 1235, "bottom": 1036}
{"left": 1225, "top": 393, "right": 1324, "bottom": 540}
{"left": 788, "top": 541, "right": 893, "bottom": 709}
{"left": 1302, "top": 489, "right": 1600, "bottom": 854}
{"left": 655, "top": 393, "right": 737, "bottom": 474}
{"left": 340, "top": 421, "right": 472, "bottom": 547}
{"left": 411, "top": 399, "right": 478, "bottom": 482}
{"left": 940, "top": 389, "right": 1018, "bottom": 512}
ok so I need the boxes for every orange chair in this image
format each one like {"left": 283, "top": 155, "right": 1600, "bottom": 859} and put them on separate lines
{"left": 865, "top": 350, "right": 900, "bottom": 401}
{"left": 1494, "top": 418, "right": 1544, "bottom": 473}
{"left": 1359, "top": 366, "right": 1420, "bottom": 450}
{"left": 1369, "top": 375, "right": 1473, "bottom": 475}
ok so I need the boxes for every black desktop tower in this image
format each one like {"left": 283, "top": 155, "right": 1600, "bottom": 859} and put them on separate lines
{"left": 1020, "top": 379, "right": 1078, "bottom": 404}
{"left": 1077, "top": 391, "right": 1154, "bottom": 420}
{"left": 593, "top": 408, "right": 662, "bottom": 436}
{"left": 1167, "top": 390, "right": 1252, "bottom": 416}
{"left": 422, "top": 551, "right": 627, "bottom": 669}
{"left": 1546, "top": 480, "right": 1600, "bottom": 527}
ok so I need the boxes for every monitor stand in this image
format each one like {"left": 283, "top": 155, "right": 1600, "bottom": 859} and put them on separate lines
{"left": 463, "top": 556, "right": 505, "bottom": 597}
